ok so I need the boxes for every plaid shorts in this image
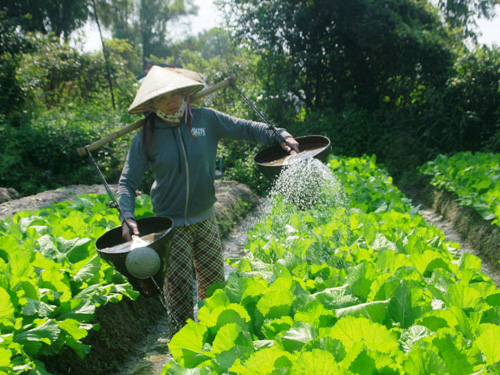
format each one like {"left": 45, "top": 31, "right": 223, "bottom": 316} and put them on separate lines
{"left": 162, "top": 216, "right": 224, "bottom": 336}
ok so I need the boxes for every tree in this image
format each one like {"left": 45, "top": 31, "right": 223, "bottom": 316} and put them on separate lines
{"left": 94, "top": 0, "right": 198, "bottom": 70}
{"left": 221, "top": 0, "right": 454, "bottom": 114}
{"left": 0, "top": 10, "right": 35, "bottom": 125}
{"left": 435, "top": 0, "right": 500, "bottom": 39}
{"left": 2, "top": 0, "right": 91, "bottom": 40}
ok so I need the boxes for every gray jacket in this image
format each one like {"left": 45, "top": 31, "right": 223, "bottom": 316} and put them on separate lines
{"left": 118, "top": 107, "right": 290, "bottom": 227}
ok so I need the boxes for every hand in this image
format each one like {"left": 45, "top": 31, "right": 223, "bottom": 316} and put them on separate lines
{"left": 281, "top": 136, "right": 300, "bottom": 154}
{"left": 122, "top": 218, "right": 139, "bottom": 241}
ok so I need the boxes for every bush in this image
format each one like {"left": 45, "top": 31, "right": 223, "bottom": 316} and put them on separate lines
{"left": 0, "top": 98, "right": 135, "bottom": 195}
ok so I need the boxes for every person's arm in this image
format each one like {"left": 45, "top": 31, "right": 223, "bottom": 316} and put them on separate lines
{"left": 208, "top": 108, "right": 299, "bottom": 152}
{"left": 117, "top": 133, "right": 149, "bottom": 240}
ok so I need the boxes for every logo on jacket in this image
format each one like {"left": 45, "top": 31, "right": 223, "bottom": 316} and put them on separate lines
{"left": 191, "top": 127, "right": 206, "bottom": 137}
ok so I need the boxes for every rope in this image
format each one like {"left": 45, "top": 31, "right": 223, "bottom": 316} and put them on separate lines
{"left": 229, "top": 81, "right": 290, "bottom": 148}
{"left": 85, "top": 146, "right": 134, "bottom": 234}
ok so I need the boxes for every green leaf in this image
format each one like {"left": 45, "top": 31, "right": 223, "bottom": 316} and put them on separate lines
{"left": 457, "top": 253, "right": 482, "bottom": 271}
{"left": 261, "top": 316, "right": 294, "bottom": 340}
{"left": 410, "top": 251, "right": 449, "bottom": 275}
{"left": 212, "top": 323, "right": 252, "bottom": 354}
{"left": 399, "top": 326, "right": 432, "bottom": 354}
{"left": 388, "top": 280, "right": 424, "bottom": 328}
{"left": 403, "top": 341, "right": 448, "bottom": 375}
{"left": 416, "top": 309, "right": 457, "bottom": 332}
{"left": 290, "top": 349, "right": 339, "bottom": 375}
{"left": 0, "top": 288, "right": 15, "bottom": 329}
{"left": 22, "top": 299, "right": 55, "bottom": 318}
{"left": 256, "top": 290, "right": 295, "bottom": 320}
{"left": 54, "top": 236, "right": 92, "bottom": 263}
{"left": 346, "top": 262, "right": 376, "bottom": 301}
{"left": 73, "top": 255, "right": 102, "bottom": 283}
{"left": 224, "top": 273, "right": 267, "bottom": 305}
{"left": 312, "top": 285, "right": 359, "bottom": 309}
{"left": 294, "top": 300, "right": 335, "bottom": 328}
{"left": 348, "top": 349, "right": 377, "bottom": 375}
{"left": 302, "top": 337, "right": 346, "bottom": 362}
{"left": 230, "top": 347, "right": 295, "bottom": 375}
{"left": 330, "top": 316, "right": 399, "bottom": 355}
{"left": 211, "top": 323, "right": 254, "bottom": 372}
{"left": 444, "top": 284, "right": 483, "bottom": 311}
{"left": 280, "top": 322, "right": 317, "bottom": 353}
{"left": 432, "top": 334, "right": 474, "bottom": 375}
{"left": 0, "top": 347, "right": 12, "bottom": 371}
{"left": 335, "top": 299, "right": 389, "bottom": 323}
{"left": 14, "top": 319, "right": 61, "bottom": 355}
{"left": 38, "top": 269, "right": 72, "bottom": 303}
{"left": 206, "top": 304, "right": 252, "bottom": 333}
{"left": 168, "top": 321, "right": 211, "bottom": 368}
{"left": 476, "top": 323, "right": 500, "bottom": 365}
{"left": 56, "top": 319, "right": 88, "bottom": 341}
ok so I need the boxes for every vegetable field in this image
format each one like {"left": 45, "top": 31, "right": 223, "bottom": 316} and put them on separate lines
{"left": 1, "top": 155, "right": 500, "bottom": 374}
{"left": 0, "top": 194, "right": 156, "bottom": 374}
{"left": 420, "top": 152, "right": 500, "bottom": 227}
{"left": 165, "top": 155, "right": 500, "bottom": 374}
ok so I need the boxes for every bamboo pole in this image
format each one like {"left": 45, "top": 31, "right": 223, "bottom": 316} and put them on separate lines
{"left": 77, "top": 75, "right": 236, "bottom": 157}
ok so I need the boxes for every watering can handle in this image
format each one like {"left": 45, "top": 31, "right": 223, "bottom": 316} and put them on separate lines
{"left": 76, "top": 75, "right": 237, "bottom": 157}
{"left": 229, "top": 81, "right": 290, "bottom": 148}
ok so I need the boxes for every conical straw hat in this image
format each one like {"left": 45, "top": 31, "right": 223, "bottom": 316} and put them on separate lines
{"left": 128, "top": 66, "right": 205, "bottom": 114}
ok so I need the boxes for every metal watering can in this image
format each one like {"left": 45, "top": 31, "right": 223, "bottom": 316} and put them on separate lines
{"left": 254, "top": 135, "right": 332, "bottom": 183}
{"left": 95, "top": 216, "right": 175, "bottom": 298}
{"left": 228, "top": 82, "right": 332, "bottom": 183}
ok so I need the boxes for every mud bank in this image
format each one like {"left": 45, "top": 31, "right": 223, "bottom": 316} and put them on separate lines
{"left": 400, "top": 175, "right": 500, "bottom": 281}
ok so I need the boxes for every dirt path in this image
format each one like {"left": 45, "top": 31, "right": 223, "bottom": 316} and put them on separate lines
{"left": 418, "top": 207, "right": 500, "bottom": 286}
{"left": 401, "top": 178, "right": 500, "bottom": 287}
{"left": 109, "top": 199, "right": 267, "bottom": 375}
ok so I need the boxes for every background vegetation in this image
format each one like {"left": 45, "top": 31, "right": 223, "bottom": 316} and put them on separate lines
{"left": 1, "top": 0, "right": 499, "bottom": 197}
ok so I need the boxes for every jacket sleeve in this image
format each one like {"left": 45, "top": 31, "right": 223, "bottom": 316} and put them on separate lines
{"left": 117, "top": 132, "right": 149, "bottom": 221}
{"left": 206, "top": 108, "right": 292, "bottom": 144}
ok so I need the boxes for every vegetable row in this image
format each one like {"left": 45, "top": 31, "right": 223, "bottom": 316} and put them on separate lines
{"left": 164, "top": 155, "right": 500, "bottom": 375}
{"left": 0, "top": 194, "right": 155, "bottom": 375}
{"left": 420, "top": 151, "right": 500, "bottom": 227}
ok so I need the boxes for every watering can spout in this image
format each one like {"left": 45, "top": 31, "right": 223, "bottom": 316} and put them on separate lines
{"left": 254, "top": 135, "right": 332, "bottom": 183}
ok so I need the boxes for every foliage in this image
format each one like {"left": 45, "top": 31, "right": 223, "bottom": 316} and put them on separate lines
{"left": 0, "top": 193, "right": 155, "bottom": 374}
{"left": 162, "top": 155, "right": 500, "bottom": 374}
{"left": 435, "top": 0, "right": 500, "bottom": 40}
{"left": 0, "top": 35, "right": 139, "bottom": 196}
{"left": 420, "top": 152, "right": 500, "bottom": 227}
{"left": 0, "top": 102, "right": 134, "bottom": 195}
{"left": 214, "top": 0, "right": 500, "bottom": 183}
{"left": 95, "top": 0, "right": 198, "bottom": 70}
{"left": 4, "top": 0, "right": 90, "bottom": 40}
{"left": 222, "top": 0, "right": 454, "bottom": 112}
{"left": 18, "top": 36, "right": 137, "bottom": 109}
{"left": 0, "top": 11, "right": 35, "bottom": 126}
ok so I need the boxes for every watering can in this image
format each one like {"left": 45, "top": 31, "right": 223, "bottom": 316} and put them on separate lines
{"left": 254, "top": 135, "right": 332, "bottom": 182}
{"left": 95, "top": 216, "right": 175, "bottom": 298}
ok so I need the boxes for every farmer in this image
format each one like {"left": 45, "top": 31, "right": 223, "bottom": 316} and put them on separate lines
{"left": 118, "top": 65, "right": 299, "bottom": 337}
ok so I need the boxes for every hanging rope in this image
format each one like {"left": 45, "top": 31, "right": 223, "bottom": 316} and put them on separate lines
{"left": 229, "top": 80, "right": 290, "bottom": 148}
{"left": 84, "top": 146, "right": 133, "bottom": 233}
